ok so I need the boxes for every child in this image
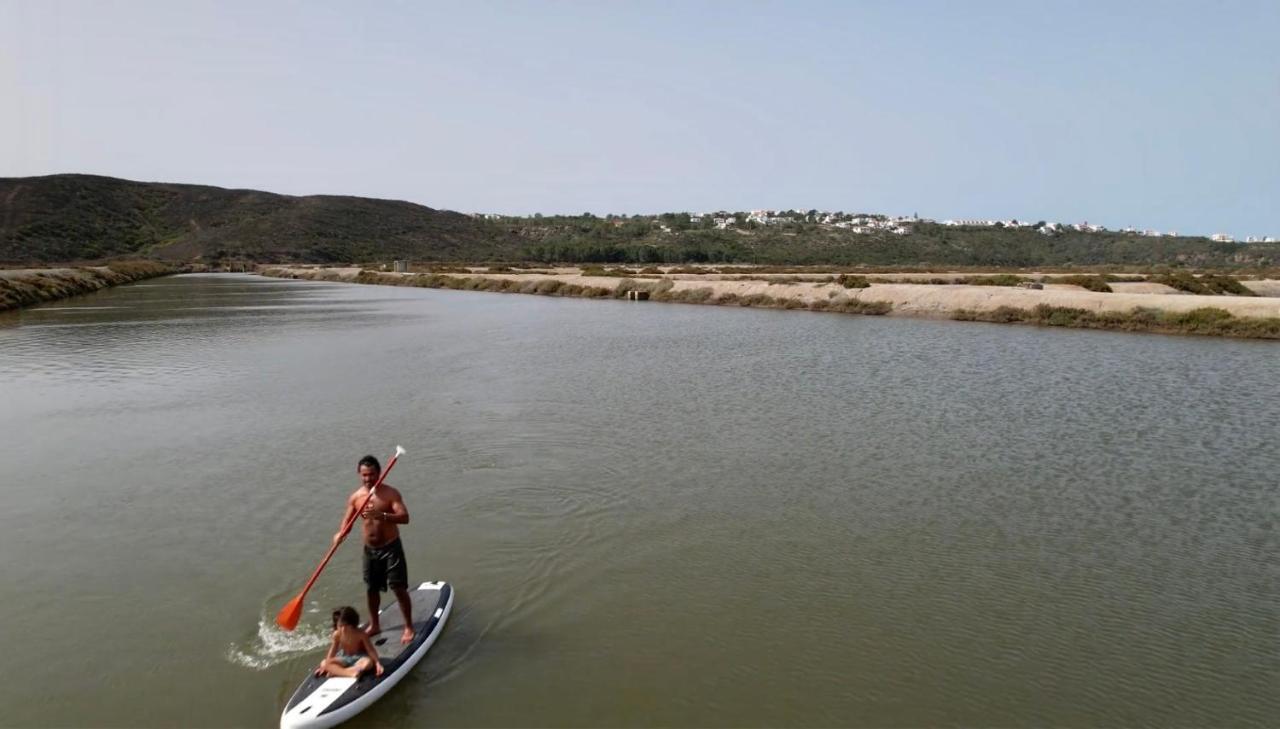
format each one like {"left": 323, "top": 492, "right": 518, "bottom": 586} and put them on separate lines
{"left": 315, "top": 606, "right": 384, "bottom": 678}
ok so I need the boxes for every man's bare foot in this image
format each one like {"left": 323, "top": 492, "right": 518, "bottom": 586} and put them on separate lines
{"left": 364, "top": 623, "right": 381, "bottom": 637}
{"left": 401, "top": 626, "right": 415, "bottom": 644}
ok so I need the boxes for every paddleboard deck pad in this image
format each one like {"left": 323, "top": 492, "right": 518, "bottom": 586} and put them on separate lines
{"left": 280, "top": 581, "right": 453, "bottom": 729}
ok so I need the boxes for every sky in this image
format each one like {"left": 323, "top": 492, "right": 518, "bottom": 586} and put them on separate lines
{"left": 2, "top": 0, "right": 1277, "bottom": 237}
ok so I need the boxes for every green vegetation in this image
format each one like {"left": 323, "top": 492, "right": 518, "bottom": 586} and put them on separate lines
{"left": 1149, "top": 272, "right": 1256, "bottom": 296}
{"left": 952, "top": 304, "right": 1280, "bottom": 339}
{"left": 510, "top": 218, "right": 1280, "bottom": 268}
{"left": 1, "top": 174, "right": 517, "bottom": 264}
{"left": 960, "top": 274, "right": 1026, "bottom": 286}
{"left": 410, "top": 264, "right": 474, "bottom": 273}
{"left": 1057, "top": 274, "right": 1114, "bottom": 292}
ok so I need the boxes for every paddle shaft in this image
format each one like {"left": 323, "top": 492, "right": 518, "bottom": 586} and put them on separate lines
{"left": 291, "top": 454, "right": 402, "bottom": 607}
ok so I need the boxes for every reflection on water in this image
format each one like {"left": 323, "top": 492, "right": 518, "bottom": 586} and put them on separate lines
{"left": 0, "top": 273, "right": 1276, "bottom": 728}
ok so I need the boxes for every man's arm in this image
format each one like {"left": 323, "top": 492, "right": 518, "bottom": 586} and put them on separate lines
{"left": 333, "top": 493, "right": 359, "bottom": 545}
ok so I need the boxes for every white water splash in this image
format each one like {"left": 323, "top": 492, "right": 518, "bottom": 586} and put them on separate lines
{"left": 227, "top": 615, "right": 330, "bottom": 670}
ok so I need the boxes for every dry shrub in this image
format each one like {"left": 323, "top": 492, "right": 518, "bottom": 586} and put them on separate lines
{"left": 534, "top": 279, "right": 564, "bottom": 295}
{"left": 662, "top": 287, "right": 714, "bottom": 303}
{"left": 837, "top": 274, "right": 871, "bottom": 289}
{"left": 949, "top": 303, "right": 1280, "bottom": 339}
{"left": 1057, "top": 275, "right": 1114, "bottom": 292}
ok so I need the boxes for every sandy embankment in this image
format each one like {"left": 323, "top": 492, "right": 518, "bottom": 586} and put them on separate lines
{"left": 0, "top": 263, "right": 177, "bottom": 311}
{"left": 264, "top": 266, "right": 1280, "bottom": 321}
{"left": 1242, "top": 280, "right": 1280, "bottom": 297}
{"left": 842, "top": 283, "right": 1280, "bottom": 318}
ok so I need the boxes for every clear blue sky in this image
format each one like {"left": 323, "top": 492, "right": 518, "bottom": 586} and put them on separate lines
{"left": 3, "top": 1, "right": 1277, "bottom": 237}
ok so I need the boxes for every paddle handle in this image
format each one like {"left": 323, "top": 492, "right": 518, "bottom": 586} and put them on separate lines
{"left": 292, "top": 452, "right": 402, "bottom": 605}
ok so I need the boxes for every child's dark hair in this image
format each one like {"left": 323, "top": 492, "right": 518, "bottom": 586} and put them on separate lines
{"left": 331, "top": 606, "right": 360, "bottom": 629}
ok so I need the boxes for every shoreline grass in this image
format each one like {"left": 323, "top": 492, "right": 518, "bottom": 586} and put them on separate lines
{"left": 266, "top": 268, "right": 896, "bottom": 317}
{"left": 0, "top": 261, "right": 179, "bottom": 311}
{"left": 952, "top": 304, "right": 1280, "bottom": 339}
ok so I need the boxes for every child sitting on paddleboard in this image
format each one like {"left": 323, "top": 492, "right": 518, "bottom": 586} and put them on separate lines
{"left": 316, "top": 606, "right": 384, "bottom": 678}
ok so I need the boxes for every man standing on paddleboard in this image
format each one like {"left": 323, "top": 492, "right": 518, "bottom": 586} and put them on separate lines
{"left": 332, "top": 455, "right": 415, "bottom": 644}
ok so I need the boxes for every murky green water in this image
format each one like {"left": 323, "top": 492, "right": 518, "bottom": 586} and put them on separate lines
{"left": 0, "top": 273, "right": 1275, "bottom": 727}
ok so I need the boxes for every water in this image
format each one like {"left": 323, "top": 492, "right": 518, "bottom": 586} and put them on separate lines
{"left": 0, "top": 273, "right": 1275, "bottom": 727}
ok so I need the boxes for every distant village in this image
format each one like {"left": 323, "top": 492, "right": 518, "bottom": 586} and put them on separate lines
{"left": 476, "top": 209, "right": 1276, "bottom": 244}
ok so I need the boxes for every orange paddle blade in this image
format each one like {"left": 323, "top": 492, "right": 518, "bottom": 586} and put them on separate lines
{"left": 276, "top": 593, "right": 305, "bottom": 631}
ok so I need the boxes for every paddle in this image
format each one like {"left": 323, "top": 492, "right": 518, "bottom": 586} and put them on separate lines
{"left": 275, "top": 445, "right": 407, "bottom": 631}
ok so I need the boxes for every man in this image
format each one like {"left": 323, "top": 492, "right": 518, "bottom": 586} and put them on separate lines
{"left": 333, "top": 455, "right": 414, "bottom": 644}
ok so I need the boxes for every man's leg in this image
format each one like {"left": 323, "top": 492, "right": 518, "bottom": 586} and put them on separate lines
{"left": 392, "top": 586, "right": 414, "bottom": 644}
{"left": 363, "top": 545, "right": 385, "bottom": 636}
{"left": 385, "top": 540, "right": 414, "bottom": 643}
{"left": 365, "top": 590, "right": 382, "bottom": 636}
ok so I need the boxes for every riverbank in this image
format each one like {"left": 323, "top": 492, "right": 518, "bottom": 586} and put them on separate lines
{"left": 261, "top": 266, "right": 1280, "bottom": 339}
{"left": 0, "top": 261, "right": 179, "bottom": 311}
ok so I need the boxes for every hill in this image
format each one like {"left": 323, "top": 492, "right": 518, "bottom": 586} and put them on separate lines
{"left": 501, "top": 215, "right": 1280, "bottom": 269}
{"left": 0, "top": 174, "right": 518, "bottom": 264}
{"left": 3, "top": 175, "right": 1278, "bottom": 268}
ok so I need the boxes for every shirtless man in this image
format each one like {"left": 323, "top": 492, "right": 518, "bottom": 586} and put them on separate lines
{"left": 333, "top": 455, "right": 414, "bottom": 644}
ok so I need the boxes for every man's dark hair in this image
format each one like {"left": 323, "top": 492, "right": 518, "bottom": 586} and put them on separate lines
{"left": 358, "top": 455, "right": 381, "bottom": 472}
{"left": 331, "top": 606, "right": 360, "bottom": 629}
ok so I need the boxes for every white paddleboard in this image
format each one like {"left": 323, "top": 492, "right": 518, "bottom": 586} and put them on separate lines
{"left": 280, "top": 581, "right": 454, "bottom": 729}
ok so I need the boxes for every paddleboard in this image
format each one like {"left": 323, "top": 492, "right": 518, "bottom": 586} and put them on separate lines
{"left": 280, "top": 581, "right": 454, "bottom": 729}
